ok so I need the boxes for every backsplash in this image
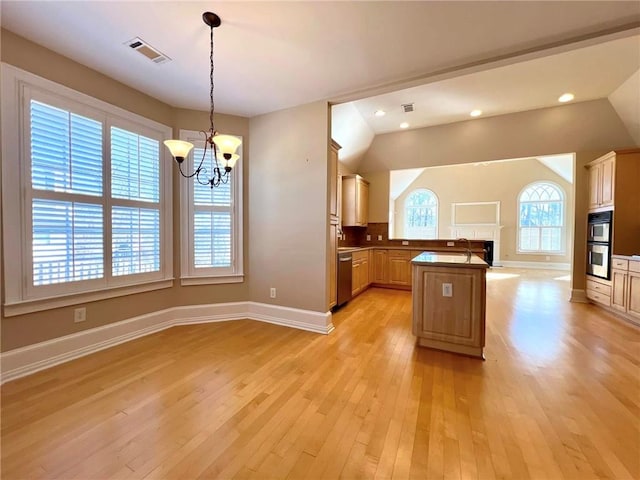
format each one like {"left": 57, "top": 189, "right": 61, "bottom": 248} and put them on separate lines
{"left": 340, "top": 223, "right": 486, "bottom": 250}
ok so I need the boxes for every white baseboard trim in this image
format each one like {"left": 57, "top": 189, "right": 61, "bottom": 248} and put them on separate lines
{"left": 499, "top": 261, "right": 571, "bottom": 271}
{"left": 570, "top": 289, "right": 589, "bottom": 303}
{"left": 1, "top": 302, "right": 333, "bottom": 384}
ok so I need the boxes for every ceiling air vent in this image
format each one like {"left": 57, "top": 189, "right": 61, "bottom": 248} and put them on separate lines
{"left": 125, "top": 37, "right": 171, "bottom": 64}
{"left": 402, "top": 103, "right": 414, "bottom": 113}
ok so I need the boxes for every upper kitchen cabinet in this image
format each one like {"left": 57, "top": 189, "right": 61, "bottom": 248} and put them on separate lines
{"left": 586, "top": 149, "right": 640, "bottom": 255}
{"left": 342, "top": 174, "right": 369, "bottom": 227}
{"left": 587, "top": 154, "right": 615, "bottom": 210}
{"left": 329, "top": 140, "right": 341, "bottom": 222}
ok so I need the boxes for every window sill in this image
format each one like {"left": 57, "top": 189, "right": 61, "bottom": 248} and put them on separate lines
{"left": 180, "top": 274, "right": 244, "bottom": 286}
{"left": 3, "top": 279, "right": 174, "bottom": 317}
{"left": 516, "top": 251, "right": 566, "bottom": 256}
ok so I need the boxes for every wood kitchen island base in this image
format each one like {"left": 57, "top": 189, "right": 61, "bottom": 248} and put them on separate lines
{"left": 412, "top": 253, "right": 489, "bottom": 359}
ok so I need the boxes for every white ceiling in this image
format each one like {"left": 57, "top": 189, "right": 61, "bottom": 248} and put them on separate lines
{"left": 1, "top": 1, "right": 639, "bottom": 120}
{"left": 352, "top": 35, "right": 640, "bottom": 134}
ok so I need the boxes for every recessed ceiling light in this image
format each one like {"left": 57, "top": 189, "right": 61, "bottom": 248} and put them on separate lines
{"left": 558, "top": 93, "right": 575, "bottom": 103}
{"left": 400, "top": 122, "right": 409, "bottom": 129}
{"left": 470, "top": 109, "right": 482, "bottom": 117}
{"left": 374, "top": 110, "right": 386, "bottom": 117}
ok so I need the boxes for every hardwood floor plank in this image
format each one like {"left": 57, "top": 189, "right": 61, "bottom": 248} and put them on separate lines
{"left": 2, "top": 269, "right": 639, "bottom": 480}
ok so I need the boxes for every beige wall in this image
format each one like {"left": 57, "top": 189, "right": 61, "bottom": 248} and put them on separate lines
{"left": 1, "top": 30, "right": 250, "bottom": 350}
{"left": 360, "top": 99, "right": 635, "bottom": 174}
{"left": 392, "top": 159, "right": 574, "bottom": 264}
{"left": 249, "top": 101, "right": 330, "bottom": 313}
{"left": 359, "top": 101, "right": 633, "bottom": 293}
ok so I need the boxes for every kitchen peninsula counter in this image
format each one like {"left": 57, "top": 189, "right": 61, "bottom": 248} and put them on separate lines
{"left": 412, "top": 252, "right": 489, "bottom": 359}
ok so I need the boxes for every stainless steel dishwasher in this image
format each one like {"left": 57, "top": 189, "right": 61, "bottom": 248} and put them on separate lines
{"left": 337, "top": 252, "right": 353, "bottom": 307}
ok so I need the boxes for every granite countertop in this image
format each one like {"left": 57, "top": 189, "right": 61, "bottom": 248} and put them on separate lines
{"left": 337, "top": 245, "right": 484, "bottom": 253}
{"left": 411, "top": 252, "right": 489, "bottom": 268}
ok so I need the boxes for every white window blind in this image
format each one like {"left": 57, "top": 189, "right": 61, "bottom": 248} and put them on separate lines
{"left": 192, "top": 146, "right": 233, "bottom": 269}
{"left": 31, "top": 101, "right": 103, "bottom": 196}
{"left": 179, "top": 132, "right": 243, "bottom": 284}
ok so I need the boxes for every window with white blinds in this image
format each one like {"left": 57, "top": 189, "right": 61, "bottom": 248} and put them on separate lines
{"left": 1, "top": 64, "right": 173, "bottom": 310}
{"left": 179, "top": 132, "right": 243, "bottom": 284}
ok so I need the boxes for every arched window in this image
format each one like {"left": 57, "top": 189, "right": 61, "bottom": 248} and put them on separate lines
{"left": 404, "top": 189, "right": 438, "bottom": 239}
{"left": 518, "top": 182, "right": 564, "bottom": 252}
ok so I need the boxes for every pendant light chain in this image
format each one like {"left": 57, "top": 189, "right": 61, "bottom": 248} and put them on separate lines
{"left": 209, "top": 23, "right": 215, "bottom": 136}
{"left": 163, "top": 11, "right": 241, "bottom": 189}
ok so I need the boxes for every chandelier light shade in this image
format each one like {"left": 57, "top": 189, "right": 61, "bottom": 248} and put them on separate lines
{"left": 163, "top": 11, "right": 241, "bottom": 188}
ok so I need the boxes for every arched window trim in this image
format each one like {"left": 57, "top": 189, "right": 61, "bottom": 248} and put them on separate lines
{"left": 404, "top": 188, "right": 439, "bottom": 240}
{"left": 517, "top": 181, "right": 565, "bottom": 254}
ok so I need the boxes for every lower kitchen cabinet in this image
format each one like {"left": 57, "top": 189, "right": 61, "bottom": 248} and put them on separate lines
{"left": 373, "top": 249, "right": 388, "bottom": 284}
{"left": 352, "top": 250, "right": 370, "bottom": 296}
{"left": 589, "top": 256, "right": 640, "bottom": 326}
{"left": 388, "top": 250, "right": 412, "bottom": 286}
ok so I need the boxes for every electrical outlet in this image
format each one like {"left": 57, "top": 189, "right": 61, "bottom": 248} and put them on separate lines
{"left": 270, "top": 288, "right": 276, "bottom": 298}
{"left": 402, "top": 240, "right": 409, "bottom": 246}
{"left": 74, "top": 307, "right": 86, "bottom": 323}
{"left": 447, "top": 241, "right": 454, "bottom": 246}
{"left": 366, "top": 235, "right": 371, "bottom": 241}
{"left": 377, "top": 235, "right": 383, "bottom": 241}
{"left": 442, "top": 283, "right": 453, "bottom": 297}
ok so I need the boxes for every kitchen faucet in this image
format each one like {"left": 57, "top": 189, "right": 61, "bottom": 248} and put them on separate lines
{"left": 457, "top": 238, "right": 472, "bottom": 261}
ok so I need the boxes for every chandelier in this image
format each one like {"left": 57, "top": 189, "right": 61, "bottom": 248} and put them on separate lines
{"left": 163, "top": 12, "right": 241, "bottom": 188}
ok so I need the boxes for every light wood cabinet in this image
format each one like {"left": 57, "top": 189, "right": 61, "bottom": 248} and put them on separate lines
{"left": 594, "top": 256, "right": 640, "bottom": 326}
{"left": 328, "top": 223, "right": 337, "bottom": 308}
{"left": 611, "top": 268, "right": 627, "bottom": 313}
{"left": 587, "top": 155, "right": 615, "bottom": 210}
{"left": 327, "top": 140, "right": 340, "bottom": 309}
{"left": 388, "top": 251, "right": 412, "bottom": 285}
{"left": 628, "top": 260, "right": 640, "bottom": 323}
{"left": 586, "top": 149, "right": 640, "bottom": 256}
{"left": 412, "top": 260, "right": 488, "bottom": 359}
{"left": 351, "top": 250, "right": 370, "bottom": 297}
{"left": 342, "top": 175, "right": 369, "bottom": 226}
{"left": 373, "top": 249, "right": 388, "bottom": 284}
{"left": 586, "top": 277, "right": 611, "bottom": 307}
{"left": 329, "top": 140, "right": 340, "bottom": 221}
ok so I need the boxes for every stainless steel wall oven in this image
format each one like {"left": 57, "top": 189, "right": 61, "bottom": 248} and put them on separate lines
{"left": 586, "top": 211, "right": 612, "bottom": 280}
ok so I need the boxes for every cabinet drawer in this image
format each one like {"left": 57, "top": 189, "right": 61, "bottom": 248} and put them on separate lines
{"left": 388, "top": 250, "right": 412, "bottom": 260}
{"left": 611, "top": 258, "right": 629, "bottom": 270}
{"left": 629, "top": 261, "right": 640, "bottom": 273}
{"left": 586, "top": 289, "right": 611, "bottom": 306}
{"left": 352, "top": 250, "right": 368, "bottom": 263}
{"left": 586, "top": 279, "right": 611, "bottom": 296}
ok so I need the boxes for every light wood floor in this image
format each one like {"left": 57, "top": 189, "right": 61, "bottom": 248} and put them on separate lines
{"left": 2, "top": 269, "right": 639, "bottom": 479}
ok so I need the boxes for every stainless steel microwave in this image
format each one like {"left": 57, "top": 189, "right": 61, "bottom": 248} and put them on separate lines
{"left": 587, "top": 211, "right": 612, "bottom": 243}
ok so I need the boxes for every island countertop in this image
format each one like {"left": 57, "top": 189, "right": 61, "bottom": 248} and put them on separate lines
{"left": 411, "top": 252, "right": 489, "bottom": 269}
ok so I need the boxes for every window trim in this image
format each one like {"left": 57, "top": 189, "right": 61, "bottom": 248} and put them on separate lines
{"left": 178, "top": 129, "right": 244, "bottom": 285}
{"left": 1, "top": 63, "right": 173, "bottom": 315}
{"left": 404, "top": 188, "right": 439, "bottom": 240}
{"left": 517, "top": 181, "right": 565, "bottom": 255}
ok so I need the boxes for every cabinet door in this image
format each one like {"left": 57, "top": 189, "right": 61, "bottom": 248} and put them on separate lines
{"left": 587, "top": 164, "right": 601, "bottom": 210}
{"left": 611, "top": 269, "right": 627, "bottom": 313}
{"left": 360, "top": 257, "right": 370, "bottom": 290}
{"left": 329, "top": 144, "right": 339, "bottom": 219}
{"left": 352, "top": 261, "right": 361, "bottom": 296}
{"left": 357, "top": 180, "right": 369, "bottom": 225}
{"left": 373, "top": 250, "right": 388, "bottom": 283}
{"left": 389, "top": 252, "right": 412, "bottom": 285}
{"left": 600, "top": 156, "right": 615, "bottom": 208}
{"left": 328, "top": 224, "right": 337, "bottom": 308}
{"left": 628, "top": 272, "right": 640, "bottom": 322}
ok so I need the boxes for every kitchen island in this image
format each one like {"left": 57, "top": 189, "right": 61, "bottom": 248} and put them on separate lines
{"left": 412, "top": 252, "right": 489, "bottom": 359}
